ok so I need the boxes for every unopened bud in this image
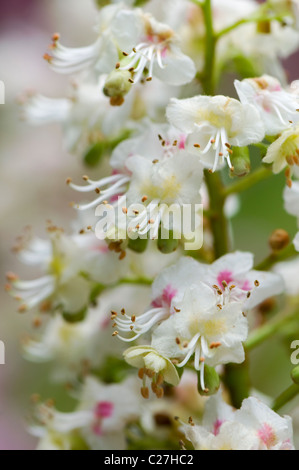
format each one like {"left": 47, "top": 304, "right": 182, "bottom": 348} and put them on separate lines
{"left": 128, "top": 236, "right": 148, "bottom": 253}
{"left": 229, "top": 146, "right": 251, "bottom": 177}
{"left": 257, "top": 20, "right": 271, "bottom": 34}
{"left": 269, "top": 229, "right": 290, "bottom": 252}
{"left": 158, "top": 228, "right": 179, "bottom": 254}
{"left": 197, "top": 365, "right": 220, "bottom": 396}
{"left": 103, "top": 70, "right": 132, "bottom": 106}
{"left": 291, "top": 365, "right": 299, "bottom": 385}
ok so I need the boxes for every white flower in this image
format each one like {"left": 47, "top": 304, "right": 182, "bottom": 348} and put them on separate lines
{"left": 274, "top": 255, "right": 299, "bottom": 296}
{"left": 166, "top": 95, "right": 265, "bottom": 171}
{"left": 32, "top": 376, "right": 142, "bottom": 450}
{"left": 113, "top": 257, "right": 204, "bottom": 341}
{"left": 151, "top": 283, "right": 248, "bottom": 389}
{"left": 23, "top": 284, "right": 150, "bottom": 381}
{"left": 235, "top": 75, "right": 299, "bottom": 136}
{"left": 23, "top": 78, "right": 133, "bottom": 153}
{"left": 194, "top": 251, "right": 285, "bottom": 310}
{"left": 117, "top": 12, "right": 196, "bottom": 86}
{"left": 124, "top": 345, "right": 180, "bottom": 398}
{"left": 263, "top": 124, "right": 299, "bottom": 174}
{"left": 284, "top": 179, "right": 299, "bottom": 218}
{"left": 181, "top": 393, "right": 294, "bottom": 450}
{"left": 45, "top": 5, "right": 195, "bottom": 86}
{"left": 69, "top": 122, "right": 203, "bottom": 240}
{"left": 6, "top": 227, "right": 128, "bottom": 314}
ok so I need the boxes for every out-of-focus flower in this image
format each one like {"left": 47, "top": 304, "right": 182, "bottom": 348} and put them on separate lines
{"left": 22, "top": 78, "right": 134, "bottom": 153}
{"left": 181, "top": 393, "right": 294, "bottom": 450}
{"left": 32, "top": 376, "right": 142, "bottom": 450}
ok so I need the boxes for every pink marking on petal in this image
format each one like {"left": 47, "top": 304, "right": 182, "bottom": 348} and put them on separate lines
{"left": 94, "top": 401, "right": 114, "bottom": 419}
{"left": 213, "top": 419, "right": 223, "bottom": 436}
{"left": 217, "top": 270, "right": 233, "bottom": 287}
{"left": 178, "top": 135, "right": 186, "bottom": 150}
{"left": 92, "top": 422, "right": 103, "bottom": 436}
{"left": 100, "top": 315, "right": 111, "bottom": 330}
{"left": 257, "top": 423, "right": 277, "bottom": 448}
{"left": 152, "top": 284, "right": 178, "bottom": 308}
{"left": 161, "top": 46, "right": 168, "bottom": 58}
{"left": 241, "top": 279, "right": 252, "bottom": 291}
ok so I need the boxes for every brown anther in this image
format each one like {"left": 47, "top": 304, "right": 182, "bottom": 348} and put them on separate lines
{"left": 95, "top": 188, "right": 101, "bottom": 194}
{"left": 138, "top": 368, "right": 145, "bottom": 379}
{"left": 119, "top": 250, "right": 126, "bottom": 260}
{"left": 285, "top": 167, "right": 291, "bottom": 178}
{"left": 217, "top": 289, "right": 223, "bottom": 296}
{"left": 173, "top": 140, "right": 178, "bottom": 146}
{"left": 133, "top": 209, "right": 139, "bottom": 215}
{"left": 43, "top": 53, "right": 52, "bottom": 62}
{"left": 188, "top": 416, "right": 195, "bottom": 426}
{"left": 82, "top": 175, "right": 89, "bottom": 181}
{"left": 286, "top": 155, "right": 294, "bottom": 166}
{"left": 141, "top": 387, "right": 149, "bottom": 399}
{"left": 293, "top": 155, "right": 299, "bottom": 165}
{"left": 157, "top": 373, "right": 164, "bottom": 386}
{"left": 193, "top": 144, "right": 201, "bottom": 148}
{"left": 130, "top": 325, "right": 134, "bottom": 330}
{"left": 287, "top": 178, "right": 292, "bottom": 188}
{"left": 269, "top": 228, "right": 290, "bottom": 251}
{"left": 222, "top": 280, "right": 228, "bottom": 288}
{"left": 122, "top": 207, "right": 128, "bottom": 214}
{"left": 6, "top": 272, "right": 18, "bottom": 282}
{"left": 87, "top": 226, "right": 92, "bottom": 231}
{"left": 254, "top": 280, "right": 260, "bottom": 287}
{"left": 210, "top": 342, "right": 221, "bottom": 349}
{"left": 33, "top": 318, "right": 42, "bottom": 328}
{"left": 200, "top": 357, "right": 205, "bottom": 363}
{"left": 210, "top": 139, "right": 216, "bottom": 144}
{"left": 161, "top": 140, "right": 166, "bottom": 146}
{"left": 247, "top": 291, "right": 251, "bottom": 298}
{"left": 219, "top": 152, "right": 223, "bottom": 157}
{"left": 66, "top": 177, "right": 72, "bottom": 185}
{"left": 146, "top": 77, "right": 152, "bottom": 82}
{"left": 128, "top": 78, "right": 134, "bottom": 84}
{"left": 121, "top": 308, "right": 126, "bottom": 315}
{"left": 217, "top": 304, "right": 222, "bottom": 310}
{"left": 148, "top": 219, "right": 155, "bottom": 224}
{"left": 152, "top": 159, "right": 159, "bottom": 164}
{"left": 132, "top": 47, "right": 137, "bottom": 53}
{"left": 158, "top": 134, "right": 163, "bottom": 141}
{"left": 228, "top": 149, "right": 233, "bottom": 154}
{"left": 146, "top": 369, "right": 155, "bottom": 379}
{"left": 182, "top": 341, "right": 189, "bottom": 348}
{"left": 128, "top": 67, "right": 135, "bottom": 72}
{"left": 155, "top": 387, "right": 164, "bottom": 399}
{"left": 115, "top": 62, "right": 120, "bottom": 69}
{"left": 18, "top": 304, "right": 27, "bottom": 313}
{"left": 242, "top": 311, "right": 247, "bottom": 317}
{"left": 131, "top": 315, "right": 136, "bottom": 322}
{"left": 151, "top": 382, "right": 158, "bottom": 394}
{"left": 123, "top": 51, "right": 129, "bottom": 56}
{"left": 175, "top": 337, "right": 181, "bottom": 345}
{"left": 212, "top": 284, "right": 220, "bottom": 290}
{"left": 112, "top": 322, "right": 117, "bottom": 328}
{"left": 174, "top": 307, "right": 181, "bottom": 313}
{"left": 225, "top": 143, "right": 231, "bottom": 148}
{"left": 141, "top": 195, "right": 148, "bottom": 203}
{"left": 229, "top": 285, "right": 236, "bottom": 290}
{"left": 112, "top": 331, "right": 119, "bottom": 337}
{"left": 52, "top": 33, "right": 60, "bottom": 42}
{"left": 79, "top": 229, "right": 85, "bottom": 235}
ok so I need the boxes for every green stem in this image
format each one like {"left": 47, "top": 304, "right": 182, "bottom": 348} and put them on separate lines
{"left": 118, "top": 277, "right": 153, "bottom": 286}
{"left": 272, "top": 383, "right": 299, "bottom": 413}
{"left": 205, "top": 170, "right": 230, "bottom": 258}
{"left": 201, "top": 0, "right": 216, "bottom": 95}
{"left": 255, "top": 243, "right": 297, "bottom": 271}
{"left": 246, "top": 309, "right": 299, "bottom": 351}
{"left": 216, "top": 14, "right": 287, "bottom": 40}
{"left": 223, "top": 166, "right": 272, "bottom": 197}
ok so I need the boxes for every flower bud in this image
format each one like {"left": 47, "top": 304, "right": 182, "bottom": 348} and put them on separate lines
{"left": 157, "top": 228, "right": 179, "bottom": 254}
{"left": 230, "top": 146, "right": 251, "bottom": 177}
{"left": 103, "top": 70, "right": 132, "bottom": 106}
{"left": 291, "top": 365, "right": 299, "bottom": 385}
{"left": 128, "top": 236, "right": 148, "bottom": 253}
{"left": 197, "top": 365, "right": 220, "bottom": 396}
{"left": 257, "top": 20, "right": 271, "bottom": 34}
{"left": 269, "top": 229, "right": 290, "bottom": 252}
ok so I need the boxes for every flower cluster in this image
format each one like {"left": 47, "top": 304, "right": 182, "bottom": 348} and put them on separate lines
{"left": 8, "top": 0, "right": 299, "bottom": 451}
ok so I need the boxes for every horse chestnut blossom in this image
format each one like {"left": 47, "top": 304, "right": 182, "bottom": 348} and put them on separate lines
{"left": 69, "top": 122, "right": 203, "bottom": 241}
{"left": 8, "top": 0, "right": 299, "bottom": 452}
{"left": 181, "top": 393, "right": 294, "bottom": 450}
{"left": 166, "top": 95, "right": 265, "bottom": 171}
{"left": 235, "top": 75, "right": 299, "bottom": 136}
